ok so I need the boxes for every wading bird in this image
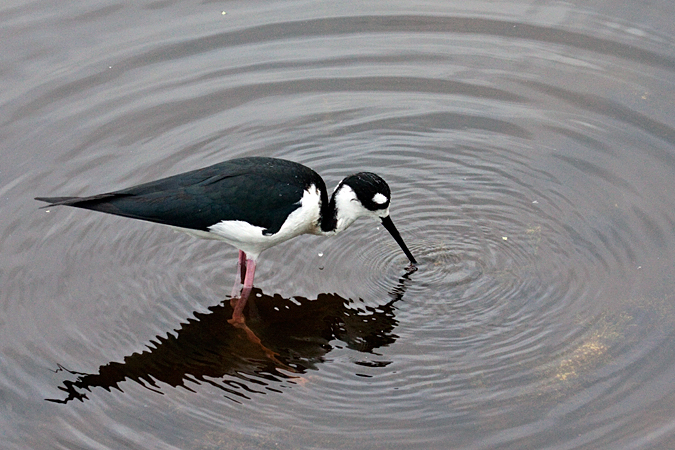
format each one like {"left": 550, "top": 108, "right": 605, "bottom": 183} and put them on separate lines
{"left": 36, "top": 157, "right": 416, "bottom": 323}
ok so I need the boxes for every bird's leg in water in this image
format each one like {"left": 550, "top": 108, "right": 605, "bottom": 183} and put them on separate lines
{"left": 238, "top": 250, "right": 247, "bottom": 282}
{"left": 228, "top": 318, "right": 297, "bottom": 373}
{"left": 230, "top": 250, "right": 247, "bottom": 301}
{"left": 228, "top": 256, "right": 293, "bottom": 370}
{"left": 230, "top": 257, "right": 256, "bottom": 324}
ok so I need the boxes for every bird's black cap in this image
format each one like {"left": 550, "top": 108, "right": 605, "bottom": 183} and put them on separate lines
{"left": 340, "top": 172, "right": 391, "bottom": 211}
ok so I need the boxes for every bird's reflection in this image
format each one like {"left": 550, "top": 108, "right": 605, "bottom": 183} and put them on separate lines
{"left": 48, "top": 269, "right": 415, "bottom": 404}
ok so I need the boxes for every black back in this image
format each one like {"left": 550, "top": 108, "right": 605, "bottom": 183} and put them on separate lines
{"left": 37, "top": 157, "right": 328, "bottom": 235}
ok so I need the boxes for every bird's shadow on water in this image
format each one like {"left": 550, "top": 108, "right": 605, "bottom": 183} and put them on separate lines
{"left": 47, "top": 269, "right": 416, "bottom": 404}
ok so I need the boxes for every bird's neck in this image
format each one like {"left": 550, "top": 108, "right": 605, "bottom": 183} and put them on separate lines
{"left": 319, "top": 191, "right": 338, "bottom": 234}
{"left": 319, "top": 184, "right": 361, "bottom": 235}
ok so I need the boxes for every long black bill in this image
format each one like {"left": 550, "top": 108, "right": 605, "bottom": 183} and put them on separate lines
{"left": 381, "top": 215, "right": 417, "bottom": 265}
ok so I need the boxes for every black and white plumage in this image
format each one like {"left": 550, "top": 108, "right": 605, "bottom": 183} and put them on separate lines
{"left": 36, "top": 156, "right": 416, "bottom": 323}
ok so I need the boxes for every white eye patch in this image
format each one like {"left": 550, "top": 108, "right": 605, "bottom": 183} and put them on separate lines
{"left": 372, "top": 193, "right": 388, "bottom": 205}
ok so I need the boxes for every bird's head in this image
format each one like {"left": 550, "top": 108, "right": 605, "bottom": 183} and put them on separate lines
{"left": 333, "top": 172, "right": 416, "bottom": 265}
{"left": 334, "top": 172, "right": 391, "bottom": 223}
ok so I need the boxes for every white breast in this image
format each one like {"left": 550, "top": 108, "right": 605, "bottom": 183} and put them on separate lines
{"left": 203, "top": 184, "right": 323, "bottom": 260}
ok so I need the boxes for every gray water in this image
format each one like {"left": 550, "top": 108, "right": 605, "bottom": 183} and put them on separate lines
{"left": 2, "top": 1, "right": 675, "bottom": 449}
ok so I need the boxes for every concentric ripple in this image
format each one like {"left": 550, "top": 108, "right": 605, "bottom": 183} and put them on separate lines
{"left": 2, "top": 2, "right": 675, "bottom": 450}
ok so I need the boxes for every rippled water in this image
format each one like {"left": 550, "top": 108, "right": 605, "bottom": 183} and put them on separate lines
{"left": 2, "top": 1, "right": 675, "bottom": 449}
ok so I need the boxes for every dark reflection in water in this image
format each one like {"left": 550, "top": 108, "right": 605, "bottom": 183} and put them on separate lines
{"left": 48, "top": 269, "right": 414, "bottom": 404}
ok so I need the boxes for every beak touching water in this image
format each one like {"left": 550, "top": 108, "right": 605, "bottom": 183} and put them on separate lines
{"left": 380, "top": 215, "right": 417, "bottom": 265}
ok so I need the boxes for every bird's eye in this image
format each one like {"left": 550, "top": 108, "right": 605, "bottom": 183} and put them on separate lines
{"left": 372, "top": 193, "right": 388, "bottom": 205}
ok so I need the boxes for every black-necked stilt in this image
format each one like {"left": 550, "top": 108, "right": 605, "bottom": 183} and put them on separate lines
{"left": 36, "top": 157, "right": 416, "bottom": 323}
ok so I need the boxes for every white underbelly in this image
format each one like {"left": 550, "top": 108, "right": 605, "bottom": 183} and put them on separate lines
{"left": 172, "top": 184, "right": 323, "bottom": 260}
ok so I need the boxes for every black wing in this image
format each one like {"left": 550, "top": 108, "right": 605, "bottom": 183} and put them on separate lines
{"left": 36, "top": 157, "right": 326, "bottom": 235}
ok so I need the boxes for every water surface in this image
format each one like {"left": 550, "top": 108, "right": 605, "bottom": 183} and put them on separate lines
{"left": 2, "top": 1, "right": 675, "bottom": 449}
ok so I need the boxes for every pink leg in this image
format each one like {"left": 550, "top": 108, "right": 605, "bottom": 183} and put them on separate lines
{"left": 230, "top": 250, "right": 247, "bottom": 300}
{"left": 238, "top": 250, "right": 247, "bottom": 282}
{"left": 230, "top": 257, "right": 256, "bottom": 323}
